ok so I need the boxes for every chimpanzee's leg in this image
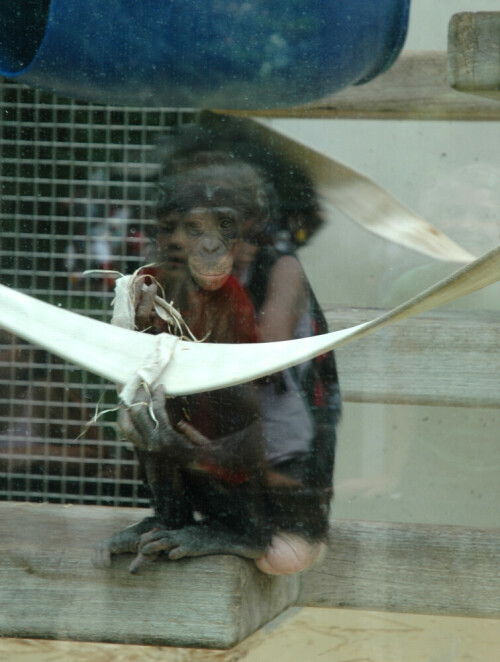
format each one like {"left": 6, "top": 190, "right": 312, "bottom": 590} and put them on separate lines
{"left": 255, "top": 455, "right": 332, "bottom": 575}
{"left": 130, "top": 471, "right": 272, "bottom": 571}
{"left": 93, "top": 452, "right": 193, "bottom": 569}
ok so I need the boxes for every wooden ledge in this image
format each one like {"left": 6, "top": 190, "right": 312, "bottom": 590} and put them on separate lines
{"left": 0, "top": 502, "right": 299, "bottom": 649}
{"left": 223, "top": 51, "right": 500, "bottom": 120}
{"left": 2, "top": 503, "right": 499, "bottom": 648}
{"left": 299, "top": 520, "right": 500, "bottom": 619}
{"left": 324, "top": 307, "right": 500, "bottom": 409}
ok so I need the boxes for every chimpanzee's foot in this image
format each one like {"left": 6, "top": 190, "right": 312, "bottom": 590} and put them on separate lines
{"left": 92, "top": 516, "right": 159, "bottom": 568}
{"left": 128, "top": 523, "right": 267, "bottom": 573}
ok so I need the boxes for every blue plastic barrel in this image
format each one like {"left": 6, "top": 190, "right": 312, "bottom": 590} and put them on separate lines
{"left": 0, "top": 1, "right": 410, "bottom": 109}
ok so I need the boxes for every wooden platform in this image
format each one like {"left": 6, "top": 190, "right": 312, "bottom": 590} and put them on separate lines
{"left": 2, "top": 608, "right": 500, "bottom": 662}
{"left": 300, "top": 520, "right": 500, "bottom": 619}
{"left": 225, "top": 51, "right": 500, "bottom": 121}
{"left": 0, "top": 502, "right": 299, "bottom": 649}
{"left": 324, "top": 307, "right": 500, "bottom": 409}
{"left": 1, "top": 306, "right": 499, "bottom": 648}
{"left": 1, "top": 501, "right": 499, "bottom": 653}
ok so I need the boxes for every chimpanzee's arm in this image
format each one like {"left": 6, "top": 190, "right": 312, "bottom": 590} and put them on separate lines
{"left": 118, "top": 384, "right": 200, "bottom": 460}
{"left": 120, "top": 383, "right": 265, "bottom": 477}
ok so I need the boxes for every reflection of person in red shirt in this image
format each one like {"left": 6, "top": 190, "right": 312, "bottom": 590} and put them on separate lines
{"left": 136, "top": 266, "right": 258, "bottom": 345}
{"left": 132, "top": 264, "right": 259, "bottom": 449}
{"left": 130, "top": 159, "right": 267, "bottom": 346}
{"left": 93, "top": 162, "right": 279, "bottom": 573}
{"left": 97, "top": 159, "right": 333, "bottom": 577}
{"left": 127, "top": 163, "right": 263, "bottom": 453}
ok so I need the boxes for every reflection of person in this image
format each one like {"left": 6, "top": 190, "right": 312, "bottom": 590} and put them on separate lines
{"left": 237, "top": 239, "right": 341, "bottom": 573}
{"left": 234, "top": 239, "right": 340, "bottom": 483}
{"left": 156, "top": 136, "right": 342, "bottom": 568}
{"left": 165, "top": 142, "right": 341, "bottom": 502}
{"left": 229, "top": 173, "right": 341, "bottom": 572}
{"left": 97, "top": 157, "right": 339, "bottom": 575}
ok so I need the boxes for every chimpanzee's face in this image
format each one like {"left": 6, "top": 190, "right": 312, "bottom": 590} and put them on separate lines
{"left": 157, "top": 206, "right": 243, "bottom": 291}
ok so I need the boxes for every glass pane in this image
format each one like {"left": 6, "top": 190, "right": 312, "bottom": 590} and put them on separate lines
{"left": 0, "top": 1, "right": 499, "bottom": 658}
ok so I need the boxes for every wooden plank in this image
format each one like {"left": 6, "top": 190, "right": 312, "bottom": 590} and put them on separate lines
{"left": 0, "top": 502, "right": 299, "bottom": 649}
{"left": 298, "top": 520, "right": 500, "bottom": 619}
{"left": 2, "top": 607, "right": 500, "bottom": 661}
{"left": 2, "top": 501, "right": 499, "bottom": 648}
{"left": 324, "top": 307, "right": 500, "bottom": 408}
{"left": 222, "top": 52, "right": 500, "bottom": 120}
{"left": 448, "top": 12, "right": 500, "bottom": 101}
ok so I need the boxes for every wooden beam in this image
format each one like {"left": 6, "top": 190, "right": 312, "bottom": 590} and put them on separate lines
{"left": 298, "top": 520, "right": 500, "bottom": 619}
{"left": 0, "top": 502, "right": 299, "bottom": 649}
{"left": 2, "top": 501, "right": 499, "bottom": 647}
{"left": 325, "top": 307, "right": 500, "bottom": 409}
{"left": 222, "top": 51, "right": 500, "bottom": 121}
{"left": 448, "top": 12, "right": 500, "bottom": 101}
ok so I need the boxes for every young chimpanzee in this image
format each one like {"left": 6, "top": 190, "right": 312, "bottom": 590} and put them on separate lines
{"left": 94, "top": 158, "right": 339, "bottom": 575}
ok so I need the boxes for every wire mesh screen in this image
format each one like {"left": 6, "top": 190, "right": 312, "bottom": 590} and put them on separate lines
{"left": 0, "top": 78, "right": 199, "bottom": 506}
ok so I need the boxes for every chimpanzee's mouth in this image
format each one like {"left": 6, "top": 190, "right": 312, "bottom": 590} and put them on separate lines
{"left": 197, "top": 272, "right": 225, "bottom": 278}
{"left": 193, "top": 271, "right": 230, "bottom": 290}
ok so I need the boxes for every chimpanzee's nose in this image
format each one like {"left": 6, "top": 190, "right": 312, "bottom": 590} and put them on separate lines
{"left": 202, "top": 236, "right": 222, "bottom": 254}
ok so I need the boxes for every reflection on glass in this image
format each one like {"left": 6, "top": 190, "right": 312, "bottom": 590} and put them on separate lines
{"left": 93, "top": 151, "right": 340, "bottom": 575}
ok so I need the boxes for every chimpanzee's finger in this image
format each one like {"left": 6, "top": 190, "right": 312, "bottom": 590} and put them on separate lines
{"left": 137, "top": 528, "right": 177, "bottom": 554}
{"left": 117, "top": 406, "right": 147, "bottom": 448}
{"left": 140, "top": 539, "right": 177, "bottom": 556}
{"left": 127, "top": 384, "right": 170, "bottom": 443}
{"left": 151, "top": 384, "right": 169, "bottom": 419}
{"left": 129, "top": 551, "right": 160, "bottom": 574}
{"left": 139, "top": 527, "right": 169, "bottom": 545}
{"left": 177, "top": 420, "right": 210, "bottom": 447}
{"left": 168, "top": 546, "right": 188, "bottom": 560}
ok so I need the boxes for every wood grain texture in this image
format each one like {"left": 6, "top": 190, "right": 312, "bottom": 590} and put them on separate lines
{"left": 0, "top": 502, "right": 299, "bottom": 649}
{"left": 298, "top": 520, "right": 500, "bottom": 618}
{"left": 324, "top": 307, "right": 500, "bottom": 408}
{"left": 1, "top": 500, "right": 499, "bottom": 655}
{"left": 448, "top": 12, "right": 500, "bottom": 100}
{"left": 2, "top": 608, "right": 500, "bottom": 662}
{"left": 222, "top": 52, "right": 500, "bottom": 120}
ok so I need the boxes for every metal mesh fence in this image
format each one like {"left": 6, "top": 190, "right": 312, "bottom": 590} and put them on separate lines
{"left": 0, "top": 78, "right": 199, "bottom": 506}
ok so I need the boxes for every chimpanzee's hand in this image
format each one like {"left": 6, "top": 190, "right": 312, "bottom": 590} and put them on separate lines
{"left": 118, "top": 384, "right": 208, "bottom": 459}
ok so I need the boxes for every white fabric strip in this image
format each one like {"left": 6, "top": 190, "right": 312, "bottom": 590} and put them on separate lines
{"left": 250, "top": 119, "right": 476, "bottom": 263}
{"left": 0, "top": 243, "right": 498, "bottom": 396}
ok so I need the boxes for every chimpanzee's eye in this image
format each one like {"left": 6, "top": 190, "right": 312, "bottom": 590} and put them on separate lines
{"left": 219, "top": 217, "right": 236, "bottom": 236}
